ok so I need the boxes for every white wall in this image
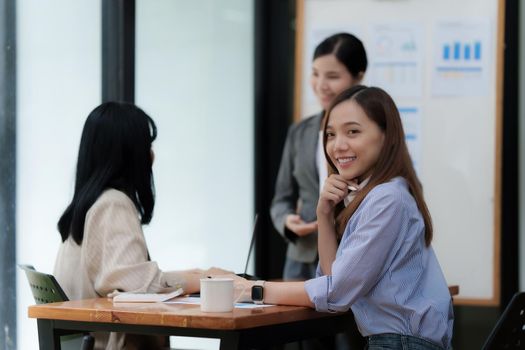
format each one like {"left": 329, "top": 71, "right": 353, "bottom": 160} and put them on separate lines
{"left": 16, "top": 1, "right": 101, "bottom": 349}
{"left": 16, "top": 1, "right": 253, "bottom": 349}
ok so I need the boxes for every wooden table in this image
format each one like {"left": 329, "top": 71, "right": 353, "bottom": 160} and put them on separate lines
{"left": 28, "top": 298, "right": 356, "bottom": 349}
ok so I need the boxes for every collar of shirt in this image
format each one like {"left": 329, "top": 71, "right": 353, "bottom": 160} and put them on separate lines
{"left": 344, "top": 177, "right": 371, "bottom": 207}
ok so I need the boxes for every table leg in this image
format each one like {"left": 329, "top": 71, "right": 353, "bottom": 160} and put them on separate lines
{"left": 37, "top": 319, "right": 61, "bottom": 350}
{"left": 219, "top": 332, "right": 241, "bottom": 350}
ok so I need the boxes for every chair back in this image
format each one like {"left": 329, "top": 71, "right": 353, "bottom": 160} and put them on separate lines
{"left": 482, "top": 292, "right": 525, "bottom": 349}
{"left": 18, "top": 264, "right": 69, "bottom": 304}
{"left": 19, "top": 264, "right": 95, "bottom": 350}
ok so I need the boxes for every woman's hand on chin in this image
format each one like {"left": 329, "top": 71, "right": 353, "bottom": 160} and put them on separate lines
{"left": 317, "top": 174, "right": 349, "bottom": 216}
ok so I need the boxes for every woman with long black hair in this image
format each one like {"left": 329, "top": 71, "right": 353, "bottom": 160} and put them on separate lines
{"left": 54, "top": 102, "right": 226, "bottom": 349}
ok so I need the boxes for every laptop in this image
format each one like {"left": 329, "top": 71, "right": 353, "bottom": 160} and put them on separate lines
{"left": 235, "top": 214, "right": 260, "bottom": 281}
{"left": 190, "top": 215, "right": 260, "bottom": 296}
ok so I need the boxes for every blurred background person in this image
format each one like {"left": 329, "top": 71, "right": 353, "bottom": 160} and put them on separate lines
{"left": 271, "top": 32, "right": 367, "bottom": 281}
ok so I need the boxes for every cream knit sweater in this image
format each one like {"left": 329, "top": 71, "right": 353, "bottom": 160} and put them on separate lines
{"left": 54, "top": 189, "right": 184, "bottom": 349}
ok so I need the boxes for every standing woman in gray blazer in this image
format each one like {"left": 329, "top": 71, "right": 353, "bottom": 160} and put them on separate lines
{"left": 271, "top": 33, "right": 368, "bottom": 280}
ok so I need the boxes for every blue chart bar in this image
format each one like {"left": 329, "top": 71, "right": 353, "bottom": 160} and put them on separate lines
{"left": 443, "top": 45, "right": 450, "bottom": 60}
{"left": 453, "top": 42, "right": 461, "bottom": 60}
{"left": 474, "top": 41, "right": 481, "bottom": 60}
{"left": 442, "top": 41, "right": 482, "bottom": 61}
{"left": 464, "top": 45, "right": 471, "bottom": 60}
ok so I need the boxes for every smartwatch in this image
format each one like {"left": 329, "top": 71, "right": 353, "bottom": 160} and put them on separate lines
{"left": 251, "top": 280, "right": 265, "bottom": 305}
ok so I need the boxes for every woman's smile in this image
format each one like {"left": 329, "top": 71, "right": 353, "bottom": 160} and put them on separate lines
{"left": 335, "top": 156, "right": 357, "bottom": 169}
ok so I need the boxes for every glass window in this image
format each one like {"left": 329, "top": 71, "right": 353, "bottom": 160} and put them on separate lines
{"left": 16, "top": 1, "right": 101, "bottom": 349}
{"left": 136, "top": 0, "right": 254, "bottom": 275}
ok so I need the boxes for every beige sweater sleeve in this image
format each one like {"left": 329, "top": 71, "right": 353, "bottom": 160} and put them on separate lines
{"left": 81, "top": 190, "right": 185, "bottom": 297}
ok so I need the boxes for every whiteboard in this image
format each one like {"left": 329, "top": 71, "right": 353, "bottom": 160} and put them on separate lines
{"left": 294, "top": 0, "right": 504, "bottom": 305}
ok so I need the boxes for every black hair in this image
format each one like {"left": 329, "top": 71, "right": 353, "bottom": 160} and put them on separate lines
{"left": 313, "top": 33, "right": 368, "bottom": 78}
{"left": 57, "top": 101, "right": 157, "bottom": 244}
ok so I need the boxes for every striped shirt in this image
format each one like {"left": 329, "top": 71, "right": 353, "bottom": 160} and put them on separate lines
{"left": 305, "top": 177, "right": 453, "bottom": 349}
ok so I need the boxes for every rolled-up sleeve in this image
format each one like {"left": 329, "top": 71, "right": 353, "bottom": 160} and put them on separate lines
{"left": 305, "top": 275, "right": 332, "bottom": 312}
{"left": 304, "top": 188, "right": 407, "bottom": 312}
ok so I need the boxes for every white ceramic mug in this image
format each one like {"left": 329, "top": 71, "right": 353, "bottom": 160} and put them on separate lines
{"left": 200, "top": 278, "right": 245, "bottom": 312}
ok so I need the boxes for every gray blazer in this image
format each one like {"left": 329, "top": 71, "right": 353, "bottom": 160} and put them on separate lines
{"left": 270, "top": 113, "right": 323, "bottom": 263}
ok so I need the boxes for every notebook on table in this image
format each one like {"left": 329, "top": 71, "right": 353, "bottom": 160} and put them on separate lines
{"left": 113, "top": 287, "right": 184, "bottom": 303}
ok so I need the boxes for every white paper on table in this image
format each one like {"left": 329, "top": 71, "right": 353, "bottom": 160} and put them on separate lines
{"left": 165, "top": 296, "right": 274, "bottom": 308}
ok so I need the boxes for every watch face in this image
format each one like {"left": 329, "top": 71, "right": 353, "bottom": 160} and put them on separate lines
{"left": 251, "top": 285, "right": 264, "bottom": 301}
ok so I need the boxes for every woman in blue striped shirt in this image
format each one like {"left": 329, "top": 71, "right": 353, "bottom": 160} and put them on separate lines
{"left": 234, "top": 85, "right": 454, "bottom": 349}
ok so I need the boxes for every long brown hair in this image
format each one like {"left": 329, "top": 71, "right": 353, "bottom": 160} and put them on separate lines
{"left": 323, "top": 86, "right": 433, "bottom": 246}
